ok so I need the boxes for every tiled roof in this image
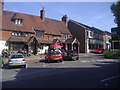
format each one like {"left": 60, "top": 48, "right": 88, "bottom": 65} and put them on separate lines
{"left": 8, "top": 36, "right": 29, "bottom": 42}
{"left": 2, "top": 10, "right": 70, "bottom": 35}
{"left": 36, "top": 38, "right": 53, "bottom": 44}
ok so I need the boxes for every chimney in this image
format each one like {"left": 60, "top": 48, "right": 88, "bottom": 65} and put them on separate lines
{"left": 0, "top": 1, "right": 4, "bottom": 11}
{"left": 62, "top": 15, "right": 68, "bottom": 26}
{"left": 40, "top": 7, "right": 45, "bottom": 20}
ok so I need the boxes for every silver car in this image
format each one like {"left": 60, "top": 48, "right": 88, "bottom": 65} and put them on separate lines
{"left": 5, "top": 53, "right": 26, "bottom": 68}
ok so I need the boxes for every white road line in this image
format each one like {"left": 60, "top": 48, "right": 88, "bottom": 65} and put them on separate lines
{"left": 43, "top": 63, "right": 46, "bottom": 67}
{"left": 81, "top": 61, "right": 88, "bottom": 62}
{"left": 100, "top": 75, "right": 120, "bottom": 82}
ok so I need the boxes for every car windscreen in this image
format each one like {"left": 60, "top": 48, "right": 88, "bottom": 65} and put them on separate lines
{"left": 10, "top": 55, "right": 24, "bottom": 59}
{"left": 69, "top": 52, "right": 78, "bottom": 55}
{"left": 51, "top": 52, "right": 61, "bottom": 55}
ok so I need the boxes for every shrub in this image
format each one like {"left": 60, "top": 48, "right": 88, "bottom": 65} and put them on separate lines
{"left": 103, "top": 49, "right": 120, "bottom": 59}
{"left": 113, "top": 49, "right": 120, "bottom": 58}
{"left": 103, "top": 51, "right": 112, "bottom": 56}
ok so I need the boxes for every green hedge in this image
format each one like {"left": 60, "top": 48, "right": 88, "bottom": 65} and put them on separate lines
{"left": 103, "top": 49, "right": 120, "bottom": 59}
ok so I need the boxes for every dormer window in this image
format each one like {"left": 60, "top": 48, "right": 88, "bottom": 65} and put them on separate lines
{"left": 14, "top": 19, "right": 22, "bottom": 25}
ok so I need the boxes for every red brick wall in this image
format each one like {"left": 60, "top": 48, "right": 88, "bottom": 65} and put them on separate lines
{"left": 68, "top": 21, "right": 86, "bottom": 53}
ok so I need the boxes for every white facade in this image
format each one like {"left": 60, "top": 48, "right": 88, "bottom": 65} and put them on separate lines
{"left": 0, "top": 40, "right": 8, "bottom": 54}
{"left": 37, "top": 46, "right": 49, "bottom": 54}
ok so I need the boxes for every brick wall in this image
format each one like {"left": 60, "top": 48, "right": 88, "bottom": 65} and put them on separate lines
{"left": 68, "top": 21, "right": 86, "bottom": 53}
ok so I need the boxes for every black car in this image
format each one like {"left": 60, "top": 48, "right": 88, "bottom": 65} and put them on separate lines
{"left": 63, "top": 51, "right": 79, "bottom": 60}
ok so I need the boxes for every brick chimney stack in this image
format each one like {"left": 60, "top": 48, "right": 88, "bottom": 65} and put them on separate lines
{"left": 62, "top": 15, "right": 68, "bottom": 26}
{"left": 40, "top": 7, "right": 45, "bottom": 20}
{"left": 0, "top": 0, "right": 4, "bottom": 11}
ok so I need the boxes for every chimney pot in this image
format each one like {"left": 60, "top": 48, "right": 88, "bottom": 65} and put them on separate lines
{"left": 62, "top": 15, "right": 68, "bottom": 26}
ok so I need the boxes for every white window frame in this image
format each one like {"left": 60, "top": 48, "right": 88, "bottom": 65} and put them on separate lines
{"left": 53, "top": 35, "right": 58, "bottom": 39}
{"left": 15, "top": 19, "right": 22, "bottom": 25}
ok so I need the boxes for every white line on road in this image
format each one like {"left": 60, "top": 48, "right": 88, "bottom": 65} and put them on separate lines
{"left": 100, "top": 75, "right": 120, "bottom": 82}
{"left": 43, "top": 63, "right": 46, "bottom": 67}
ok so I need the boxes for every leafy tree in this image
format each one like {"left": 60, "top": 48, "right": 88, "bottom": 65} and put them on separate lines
{"left": 111, "top": 1, "right": 120, "bottom": 27}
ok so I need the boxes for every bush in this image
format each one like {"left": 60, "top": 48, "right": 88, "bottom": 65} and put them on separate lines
{"left": 103, "top": 49, "right": 120, "bottom": 59}
{"left": 113, "top": 49, "right": 120, "bottom": 57}
{"left": 103, "top": 50, "right": 113, "bottom": 58}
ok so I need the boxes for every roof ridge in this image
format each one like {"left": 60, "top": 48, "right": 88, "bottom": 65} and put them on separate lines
{"left": 3, "top": 10, "right": 63, "bottom": 23}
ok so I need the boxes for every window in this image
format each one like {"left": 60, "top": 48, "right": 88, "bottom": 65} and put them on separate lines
{"left": 90, "top": 32, "right": 93, "bottom": 36}
{"left": 11, "top": 31, "right": 28, "bottom": 37}
{"left": 53, "top": 35, "right": 58, "bottom": 39}
{"left": 87, "top": 31, "right": 89, "bottom": 36}
{"left": 23, "top": 33, "right": 28, "bottom": 37}
{"left": 36, "top": 31, "right": 44, "bottom": 38}
{"left": 12, "top": 32, "right": 15, "bottom": 36}
{"left": 14, "top": 19, "right": 22, "bottom": 25}
{"left": 63, "top": 34, "right": 68, "bottom": 40}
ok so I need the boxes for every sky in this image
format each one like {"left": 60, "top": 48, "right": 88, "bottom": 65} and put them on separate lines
{"left": 3, "top": 2, "right": 117, "bottom": 32}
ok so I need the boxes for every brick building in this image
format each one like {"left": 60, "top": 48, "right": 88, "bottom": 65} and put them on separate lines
{"left": 103, "top": 31, "right": 111, "bottom": 50}
{"left": 68, "top": 19, "right": 111, "bottom": 53}
{"left": 0, "top": 2, "right": 77, "bottom": 54}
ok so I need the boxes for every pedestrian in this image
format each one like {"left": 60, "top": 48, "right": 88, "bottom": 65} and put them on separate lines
{"left": 18, "top": 49, "right": 23, "bottom": 54}
{"left": 2, "top": 49, "right": 5, "bottom": 57}
{"left": 23, "top": 49, "right": 27, "bottom": 56}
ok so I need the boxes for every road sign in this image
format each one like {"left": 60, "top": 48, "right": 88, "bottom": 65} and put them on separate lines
{"left": 111, "top": 27, "right": 120, "bottom": 40}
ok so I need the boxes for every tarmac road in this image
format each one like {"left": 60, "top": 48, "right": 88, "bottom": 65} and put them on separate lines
{"left": 2, "top": 54, "right": 120, "bottom": 88}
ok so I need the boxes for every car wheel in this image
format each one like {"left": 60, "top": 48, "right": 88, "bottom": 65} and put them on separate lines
{"left": 59, "top": 60, "right": 62, "bottom": 62}
{"left": 76, "top": 57, "right": 79, "bottom": 60}
{"left": 2, "top": 64, "right": 9, "bottom": 69}
{"left": 22, "top": 65, "right": 26, "bottom": 68}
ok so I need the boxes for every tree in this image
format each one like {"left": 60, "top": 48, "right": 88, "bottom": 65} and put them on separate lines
{"left": 111, "top": 1, "right": 120, "bottom": 27}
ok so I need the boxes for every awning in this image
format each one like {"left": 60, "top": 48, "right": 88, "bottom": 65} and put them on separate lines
{"left": 50, "top": 44, "right": 63, "bottom": 48}
{"left": 106, "top": 41, "right": 111, "bottom": 44}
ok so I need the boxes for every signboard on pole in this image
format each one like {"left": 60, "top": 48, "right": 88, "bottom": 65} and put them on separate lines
{"left": 111, "top": 27, "right": 120, "bottom": 40}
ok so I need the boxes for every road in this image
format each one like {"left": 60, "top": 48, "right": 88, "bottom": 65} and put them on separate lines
{"left": 1, "top": 54, "right": 120, "bottom": 88}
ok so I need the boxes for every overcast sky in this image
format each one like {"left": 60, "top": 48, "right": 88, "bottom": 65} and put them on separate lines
{"left": 4, "top": 2, "right": 117, "bottom": 32}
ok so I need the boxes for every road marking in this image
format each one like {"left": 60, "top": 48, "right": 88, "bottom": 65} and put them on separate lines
{"left": 81, "top": 61, "right": 88, "bottom": 62}
{"left": 43, "top": 63, "right": 46, "bottom": 67}
{"left": 100, "top": 75, "right": 120, "bottom": 82}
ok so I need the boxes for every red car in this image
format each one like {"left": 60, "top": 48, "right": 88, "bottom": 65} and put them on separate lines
{"left": 94, "top": 49, "right": 104, "bottom": 54}
{"left": 46, "top": 51, "right": 63, "bottom": 62}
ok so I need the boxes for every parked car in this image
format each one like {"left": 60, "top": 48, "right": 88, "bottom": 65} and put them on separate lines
{"left": 3, "top": 53, "right": 26, "bottom": 68}
{"left": 63, "top": 51, "right": 79, "bottom": 60}
{"left": 94, "top": 49, "right": 105, "bottom": 54}
{"left": 46, "top": 50, "right": 63, "bottom": 62}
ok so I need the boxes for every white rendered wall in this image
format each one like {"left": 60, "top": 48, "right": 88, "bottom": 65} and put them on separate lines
{"left": 0, "top": 40, "right": 8, "bottom": 55}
